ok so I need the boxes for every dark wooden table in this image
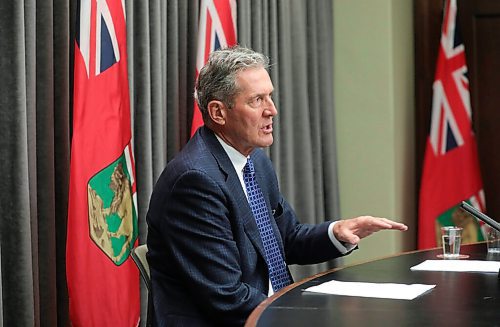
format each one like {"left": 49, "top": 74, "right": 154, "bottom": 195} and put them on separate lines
{"left": 246, "top": 243, "right": 500, "bottom": 326}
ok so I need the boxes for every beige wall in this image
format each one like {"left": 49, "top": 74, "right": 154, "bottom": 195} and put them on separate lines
{"left": 334, "top": 0, "right": 416, "bottom": 266}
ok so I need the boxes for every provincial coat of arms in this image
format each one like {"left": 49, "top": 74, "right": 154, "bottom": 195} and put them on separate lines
{"left": 87, "top": 151, "right": 138, "bottom": 265}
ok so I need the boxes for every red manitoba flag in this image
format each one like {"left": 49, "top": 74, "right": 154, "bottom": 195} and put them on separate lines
{"left": 66, "top": 0, "right": 140, "bottom": 325}
{"left": 190, "top": 0, "right": 237, "bottom": 136}
{"left": 418, "top": 0, "right": 485, "bottom": 249}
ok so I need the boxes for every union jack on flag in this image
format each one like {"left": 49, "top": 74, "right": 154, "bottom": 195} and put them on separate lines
{"left": 190, "top": 0, "right": 237, "bottom": 136}
{"left": 418, "top": 0, "right": 485, "bottom": 249}
{"left": 76, "top": 0, "right": 126, "bottom": 77}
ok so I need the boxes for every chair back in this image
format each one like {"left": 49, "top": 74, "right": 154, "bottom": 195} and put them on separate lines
{"left": 131, "top": 244, "right": 151, "bottom": 292}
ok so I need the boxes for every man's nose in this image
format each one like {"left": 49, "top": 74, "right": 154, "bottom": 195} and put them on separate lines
{"left": 265, "top": 98, "right": 278, "bottom": 116}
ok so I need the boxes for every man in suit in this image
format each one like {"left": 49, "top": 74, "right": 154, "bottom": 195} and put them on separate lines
{"left": 146, "top": 46, "right": 408, "bottom": 326}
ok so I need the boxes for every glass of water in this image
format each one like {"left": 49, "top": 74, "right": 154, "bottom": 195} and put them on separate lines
{"left": 441, "top": 226, "right": 463, "bottom": 259}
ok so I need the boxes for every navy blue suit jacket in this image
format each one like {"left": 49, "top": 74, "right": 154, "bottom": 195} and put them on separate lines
{"left": 146, "top": 126, "right": 345, "bottom": 326}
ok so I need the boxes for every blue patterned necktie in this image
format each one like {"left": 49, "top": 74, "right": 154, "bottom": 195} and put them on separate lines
{"left": 243, "top": 157, "right": 292, "bottom": 292}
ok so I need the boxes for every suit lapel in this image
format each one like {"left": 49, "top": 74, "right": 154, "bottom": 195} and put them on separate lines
{"left": 252, "top": 155, "right": 286, "bottom": 254}
{"left": 199, "top": 127, "right": 267, "bottom": 260}
{"left": 231, "top": 176, "right": 267, "bottom": 260}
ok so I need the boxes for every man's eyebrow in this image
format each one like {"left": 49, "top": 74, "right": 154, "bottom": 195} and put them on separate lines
{"left": 250, "top": 90, "right": 274, "bottom": 97}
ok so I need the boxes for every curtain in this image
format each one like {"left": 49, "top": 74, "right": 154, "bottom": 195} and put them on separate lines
{"left": 0, "top": 0, "right": 337, "bottom": 325}
{"left": 0, "top": 0, "right": 71, "bottom": 325}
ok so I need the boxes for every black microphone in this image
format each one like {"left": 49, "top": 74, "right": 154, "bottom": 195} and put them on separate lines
{"left": 460, "top": 201, "right": 500, "bottom": 233}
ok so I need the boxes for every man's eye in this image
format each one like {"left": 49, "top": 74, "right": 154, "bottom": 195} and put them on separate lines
{"left": 250, "top": 97, "right": 263, "bottom": 107}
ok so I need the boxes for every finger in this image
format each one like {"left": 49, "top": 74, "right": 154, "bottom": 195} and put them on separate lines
{"left": 393, "top": 223, "right": 408, "bottom": 231}
{"left": 334, "top": 221, "right": 361, "bottom": 244}
{"left": 372, "top": 217, "right": 408, "bottom": 231}
{"left": 345, "top": 233, "right": 360, "bottom": 245}
{"left": 381, "top": 219, "right": 408, "bottom": 231}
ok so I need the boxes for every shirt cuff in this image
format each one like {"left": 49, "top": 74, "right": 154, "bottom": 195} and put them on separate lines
{"left": 328, "top": 221, "right": 356, "bottom": 254}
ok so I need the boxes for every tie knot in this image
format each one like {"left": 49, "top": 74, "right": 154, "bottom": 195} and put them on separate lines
{"left": 244, "top": 157, "right": 255, "bottom": 175}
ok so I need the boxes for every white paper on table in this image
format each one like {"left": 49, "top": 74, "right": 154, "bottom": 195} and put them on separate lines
{"left": 303, "top": 280, "right": 436, "bottom": 300}
{"left": 410, "top": 260, "right": 500, "bottom": 272}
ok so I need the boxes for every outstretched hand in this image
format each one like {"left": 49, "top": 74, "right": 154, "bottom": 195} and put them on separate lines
{"left": 333, "top": 216, "right": 408, "bottom": 245}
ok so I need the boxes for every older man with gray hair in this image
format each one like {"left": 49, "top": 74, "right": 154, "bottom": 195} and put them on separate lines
{"left": 146, "top": 45, "right": 407, "bottom": 326}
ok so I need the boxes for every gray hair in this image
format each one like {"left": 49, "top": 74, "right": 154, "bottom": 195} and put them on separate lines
{"left": 194, "top": 46, "right": 270, "bottom": 123}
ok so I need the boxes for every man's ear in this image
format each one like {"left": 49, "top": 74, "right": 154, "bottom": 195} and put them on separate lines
{"left": 207, "top": 100, "right": 226, "bottom": 126}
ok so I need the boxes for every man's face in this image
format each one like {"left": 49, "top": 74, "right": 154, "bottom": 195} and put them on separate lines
{"left": 220, "top": 67, "right": 277, "bottom": 156}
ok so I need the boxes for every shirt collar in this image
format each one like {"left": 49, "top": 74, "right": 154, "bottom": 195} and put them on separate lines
{"left": 215, "top": 134, "right": 248, "bottom": 174}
